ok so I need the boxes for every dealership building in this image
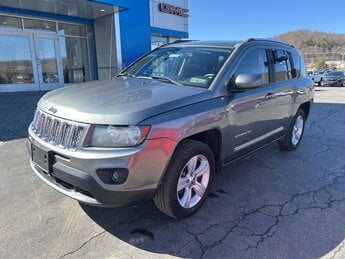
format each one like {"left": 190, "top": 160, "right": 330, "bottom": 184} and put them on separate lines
{"left": 0, "top": 0, "right": 189, "bottom": 92}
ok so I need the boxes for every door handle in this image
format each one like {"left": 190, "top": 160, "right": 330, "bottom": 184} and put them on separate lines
{"left": 265, "top": 92, "right": 276, "bottom": 99}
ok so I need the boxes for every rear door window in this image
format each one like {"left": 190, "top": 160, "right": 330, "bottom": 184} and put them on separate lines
{"left": 273, "top": 50, "right": 292, "bottom": 82}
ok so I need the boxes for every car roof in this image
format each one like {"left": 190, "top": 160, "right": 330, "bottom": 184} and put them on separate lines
{"left": 164, "top": 39, "right": 294, "bottom": 49}
{"left": 165, "top": 40, "right": 241, "bottom": 49}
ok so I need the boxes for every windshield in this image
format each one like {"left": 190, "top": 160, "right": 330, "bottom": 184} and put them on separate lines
{"left": 122, "top": 46, "right": 232, "bottom": 88}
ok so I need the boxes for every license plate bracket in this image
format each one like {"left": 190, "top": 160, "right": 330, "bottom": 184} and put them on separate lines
{"left": 31, "top": 143, "right": 53, "bottom": 173}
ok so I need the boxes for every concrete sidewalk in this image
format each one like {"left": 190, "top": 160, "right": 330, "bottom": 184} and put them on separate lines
{"left": 0, "top": 91, "right": 46, "bottom": 141}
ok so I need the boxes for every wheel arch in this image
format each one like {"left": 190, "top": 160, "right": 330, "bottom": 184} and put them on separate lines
{"left": 186, "top": 129, "right": 222, "bottom": 172}
{"left": 157, "top": 128, "right": 223, "bottom": 190}
{"left": 299, "top": 101, "right": 311, "bottom": 120}
{"left": 153, "top": 134, "right": 219, "bottom": 218}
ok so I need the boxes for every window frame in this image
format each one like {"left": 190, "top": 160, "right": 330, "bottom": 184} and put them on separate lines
{"left": 231, "top": 47, "right": 272, "bottom": 89}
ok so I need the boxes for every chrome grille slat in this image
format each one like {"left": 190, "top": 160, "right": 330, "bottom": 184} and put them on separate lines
{"left": 70, "top": 126, "right": 84, "bottom": 151}
{"left": 43, "top": 117, "right": 52, "bottom": 141}
{"left": 49, "top": 120, "right": 60, "bottom": 144}
{"left": 31, "top": 110, "right": 88, "bottom": 151}
{"left": 59, "top": 123, "right": 71, "bottom": 149}
{"left": 38, "top": 113, "right": 46, "bottom": 137}
{"left": 67, "top": 125, "right": 77, "bottom": 149}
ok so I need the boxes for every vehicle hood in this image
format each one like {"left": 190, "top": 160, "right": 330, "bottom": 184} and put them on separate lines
{"left": 38, "top": 77, "right": 211, "bottom": 125}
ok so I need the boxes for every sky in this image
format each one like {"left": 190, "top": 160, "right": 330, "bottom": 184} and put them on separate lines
{"left": 188, "top": 0, "right": 345, "bottom": 40}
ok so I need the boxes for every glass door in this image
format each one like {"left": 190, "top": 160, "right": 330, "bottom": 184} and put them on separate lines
{"left": 0, "top": 30, "right": 40, "bottom": 92}
{"left": 33, "top": 34, "right": 63, "bottom": 91}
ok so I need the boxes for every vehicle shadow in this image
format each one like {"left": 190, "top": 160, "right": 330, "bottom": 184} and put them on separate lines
{"left": 80, "top": 102, "right": 345, "bottom": 258}
{"left": 0, "top": 91, "right": 46, "bottom": 141}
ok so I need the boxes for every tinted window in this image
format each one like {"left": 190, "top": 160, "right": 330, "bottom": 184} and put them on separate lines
{"left": 58, "top": 23, "right": 87, "bottom": 37}
{"left": 273, "top": 50, "right": 292, "bottom": 82}
{"left": 0, "top": 15, "right": 22, "bottom": 29}
{"left": 290, "top": 52, "right": 301, "bottom": 78}
{"left": 234, "top": 49, "right": 269, "bottom": 85}
{"left": 23, "top": 18, "right": 56, "bottom": 32}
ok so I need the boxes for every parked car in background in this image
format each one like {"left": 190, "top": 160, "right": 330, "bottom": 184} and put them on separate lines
{"left": 319, "top": 70, "right": 345, "bottom": 86}
{"left": 308, "top": 70, "right": 321, "bottom": 83}
{"left": 313, "top": 70, "right": 325, "bottom": 85}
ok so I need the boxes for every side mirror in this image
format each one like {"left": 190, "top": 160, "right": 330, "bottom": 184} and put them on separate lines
{"left": 235, "top": 73, "right": 263, "bottom": 89}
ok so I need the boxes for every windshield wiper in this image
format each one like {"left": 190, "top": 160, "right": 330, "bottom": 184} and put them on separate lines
{"left": 117, "top": 72, "right": 135, "bottom": 77}
{"left": 150, "top": 76, "right": 183, "bottom": 86}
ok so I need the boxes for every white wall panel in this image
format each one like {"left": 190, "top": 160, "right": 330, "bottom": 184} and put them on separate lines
{"left": 150, "top": 0, "right": 189, "bottom": 33}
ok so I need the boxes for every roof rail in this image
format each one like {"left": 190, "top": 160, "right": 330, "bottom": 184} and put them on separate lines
{"left": 171, "top": 39, "right": 196, "bottom": 44}
{"left": 244, "top": 38, "right": 295, "bottom": 48}
{"left": 159, "top": 39, "right": 197, "bottom": 48}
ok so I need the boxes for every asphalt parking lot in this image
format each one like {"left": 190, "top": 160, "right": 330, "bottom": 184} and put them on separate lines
{"left": 1, "top": 87, "right": 345, "bottom": 258}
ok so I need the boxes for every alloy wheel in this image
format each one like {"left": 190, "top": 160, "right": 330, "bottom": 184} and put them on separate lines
{"left": 291, "top": 115, "right": 304, "bottom": 146}
{"left": 176, "top": 155, "right": 210, "bottom": 209}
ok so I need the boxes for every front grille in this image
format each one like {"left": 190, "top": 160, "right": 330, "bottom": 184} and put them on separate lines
{"left": 31, "top": 110, "right": 89, "bottom": 151}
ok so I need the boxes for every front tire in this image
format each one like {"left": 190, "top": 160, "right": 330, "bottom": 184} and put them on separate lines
{"left": 154, "top": 139, "right": 215, "bottom": 218}
{"left": 278, "top": 109, "right": 306, "bottom": 151}
{"left": 320, "top": 80, "right": 326, "bottom": 86}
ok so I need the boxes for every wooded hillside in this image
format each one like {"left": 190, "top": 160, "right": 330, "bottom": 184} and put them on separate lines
{"left": 271, "top": 30, "right": 345, "bottom": 69}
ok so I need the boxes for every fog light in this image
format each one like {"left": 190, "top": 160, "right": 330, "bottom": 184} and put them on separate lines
{"left": 111, "top": 169, "right": 127, "bottom": 183}
{"left": 96, "top": 168, "right": 128, "bottom": 185}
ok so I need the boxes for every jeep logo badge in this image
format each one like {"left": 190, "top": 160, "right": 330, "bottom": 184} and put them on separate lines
{"left": 48, "top": 106, "right": 58, "bottom": 113}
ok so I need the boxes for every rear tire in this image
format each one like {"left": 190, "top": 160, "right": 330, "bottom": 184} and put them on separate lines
{"left": 278, "top": 109, "right": 305, "bottom": 151}
{"left": 154, "top": 139, "right": 215, "bottom": 218}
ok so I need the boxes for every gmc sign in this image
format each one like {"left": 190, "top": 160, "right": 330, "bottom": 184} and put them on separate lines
{"left": 159, "top": 3, "right": 189, "bottom": 17}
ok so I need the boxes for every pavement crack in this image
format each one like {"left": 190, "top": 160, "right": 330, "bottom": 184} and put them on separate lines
{"left": 255, "top": 162, "right": 276, "bottom": 170}
{"left": 59, "top": 212, "right": 149, "bottom": 258}
{"left": 59, "top": 231, "right": 106, "bottom": 258}
{"left": 194, "top": 164, "right": 345, "bottom": 254}
{"left": 185, "top": 225, "right": 206, "bottom": 258}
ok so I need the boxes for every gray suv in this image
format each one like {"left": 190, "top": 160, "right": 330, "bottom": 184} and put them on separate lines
{"left": 28, "top": 39, "right": 314, "bottom": 218}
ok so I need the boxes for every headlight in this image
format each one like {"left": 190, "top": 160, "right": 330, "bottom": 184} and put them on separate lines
{"left": 90, "top": 125, "right": 151, "bottom": 147}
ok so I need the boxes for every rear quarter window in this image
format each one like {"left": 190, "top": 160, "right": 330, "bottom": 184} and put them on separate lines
{"left": 290, "top": 52, "right": 302, "bottom": 78}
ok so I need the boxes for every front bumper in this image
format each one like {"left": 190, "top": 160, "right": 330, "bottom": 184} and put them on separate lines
{"left": 27, "top": 128, "right": 177, "bottom": 207}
